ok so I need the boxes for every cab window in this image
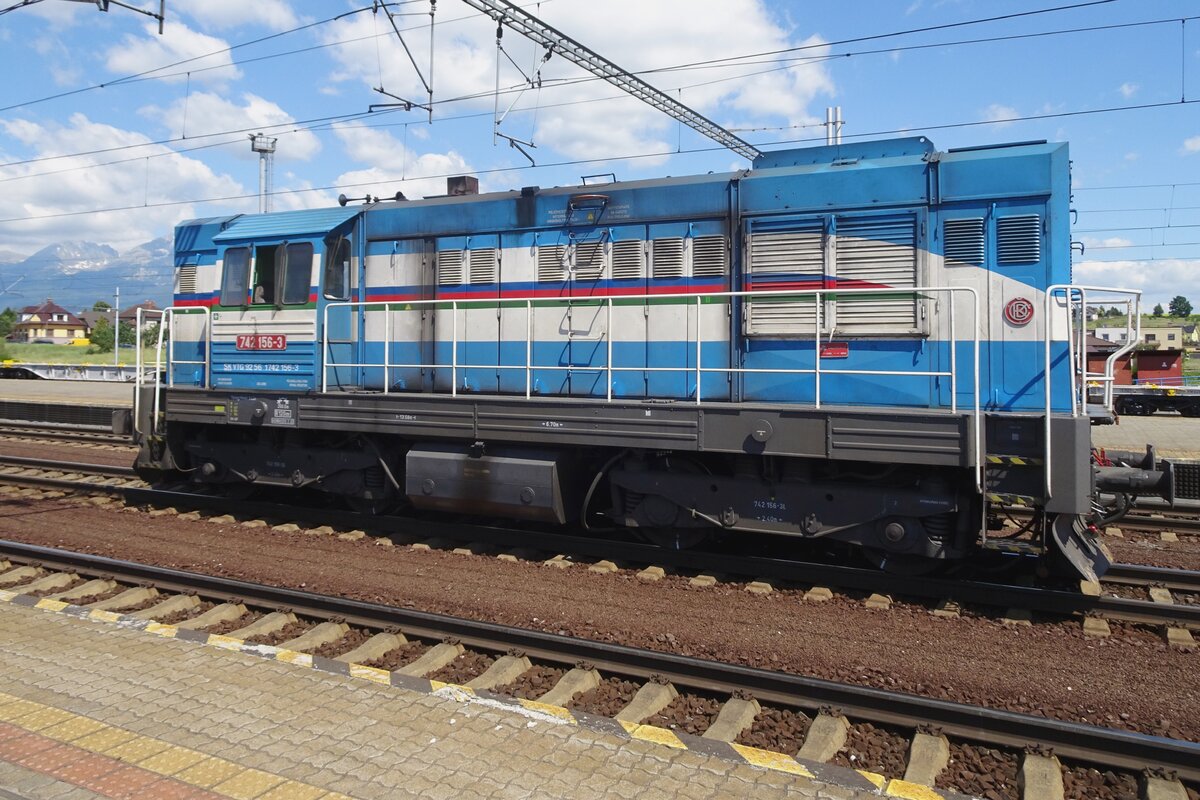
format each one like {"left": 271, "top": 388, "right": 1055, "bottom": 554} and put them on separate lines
{"left": 219, "top": 247, "right": 250, "bottom": 306}
{"left": 281, "top": 242, "right": 314, "bottom": 305}
{"left": 251, "top": 244, "right": 279, "bottom": 305}
{"left": 323, "top": 237, "right": 351, "bottom": 300}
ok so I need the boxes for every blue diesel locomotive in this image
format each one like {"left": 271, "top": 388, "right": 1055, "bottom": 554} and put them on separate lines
{"left": 132, "top": 136, "right": 1179, "bottom": 580}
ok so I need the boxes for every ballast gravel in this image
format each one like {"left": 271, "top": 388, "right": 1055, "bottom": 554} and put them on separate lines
{"left": 0, "top": 493, "right": 1196, "bottom": 744}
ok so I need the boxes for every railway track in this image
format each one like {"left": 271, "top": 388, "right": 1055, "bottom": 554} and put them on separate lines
{"left": 0, "top": 538, "right": 1196, "bottom": 795}
{"left": 2, "top": 457, "right": 1198, "bottom": 633}
{"left": 0, "top": 421, "right": 132, "bottom": 448}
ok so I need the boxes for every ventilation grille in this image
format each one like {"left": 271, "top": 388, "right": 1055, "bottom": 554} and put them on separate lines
{"left": 468, "top": 248, "right": 497, "bottom": 284}
{"left": 692, "top": 235, "right": 728, "bottom": 277}
{"left": 943, "top": 218, "right": 985, "bottom": 266}
{"left": 835, "top": 216, "right": 918, "bottom": 329}
{"left": 749, "top": 225, "right": 823, "bottom": 275}
{"left": 437, "top": 250, "right": 464, "bottom": 285}
{"left": 537, "top": 245, "right": 567, "bottom": 282}
{"left": 611, "top": 240, "right": 644, "bottom": 279}
{"left": 746, "top": 297, "right": 823, "bottom": 335}
{"left": 573, "top": 241, "right": 605, "bottom": 281}
{"left": 997, "top": 214, "right": 1041, "bottom": 264}
{"left": 651, "top": 238, "right": 685, "bottom": 278}
{"left": 177, "top": 264, "right": 198, "bottom": 295}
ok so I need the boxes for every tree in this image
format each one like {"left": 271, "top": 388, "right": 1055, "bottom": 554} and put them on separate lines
{"left": 1105, "top": 306, "right": 1123, "bottom": 317}
{"left": 1168, "top": 295, "right": 1192, "bottom": 318}
{"left": 92, "top": 300, "right": 111, "bottom": 311}
{"left": 88, "top": 318, "right": 134, "bottom": 353}
{"left": 1152, "top": 303, "right": 1164, "bottom": 317}
{"left": 0, "top": 307, "right": 15, "bottom": 339}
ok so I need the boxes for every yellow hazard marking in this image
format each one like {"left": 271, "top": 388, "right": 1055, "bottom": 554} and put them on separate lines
{"left": 0, "top": 589, "right": 16, "bottom": 602}
{"left": 274, "top": 649, "right": 312, "bottom": 667}
{"left": 212, "top": 768, "right": 286, "bottom": 799}
{"left": 517, "top": 699, "right": 578, "bottom": 722}
{"left": 87, "top": 609, "right": 124, "bottom": 623}
{"left": 859, "top": 770, "right": 887, "bottom": 789}
{"left": 175, "top": 756, "right": 246, "bottom": 789}
{"left": 257, "top": 781, "right": 329, "bottom": 800}
{"left": 429, "top": 680, "right": 474, "bottom": 696}
{"left": 34, "top": 598, "right": 69, "bottom": 612}
{"left": 207, "top": 634, "right": 247, "bottom": 651}
{"left": 886, "top": 778, "right": 948, "bottom": 800}
{"left": 144, "top": 622, "right": 178, "bottom": 637}
{"left": 38, "top": 716, "right": 108, "bottom": 743}
{"left": 138, "top": 744, "right": 209, "bottom": 776}
{"left": 74, "top": 726, "right": 139, "bottom": 753}
{"left": 729, "top": 743, "right": 814, "bottom": 777}
{"left": 347, "top": 663, "right": 392, "bottom": 685}
{"left": 105, "top": 736, "right": 173, "bottom": 764}
{"left": 617, "top": 720, "right": 687, "bottom": 749}
{"left": 7, "top": 707, "right": 75, "bottom": 731}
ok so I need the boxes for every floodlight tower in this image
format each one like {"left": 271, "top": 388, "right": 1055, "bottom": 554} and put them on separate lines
{"left": 249, "top": 133, "right": 277, "bottom": 214}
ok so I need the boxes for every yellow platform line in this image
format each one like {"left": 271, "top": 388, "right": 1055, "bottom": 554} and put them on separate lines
{"left": 0, "top": 689, "right": 353, "bottom": 800}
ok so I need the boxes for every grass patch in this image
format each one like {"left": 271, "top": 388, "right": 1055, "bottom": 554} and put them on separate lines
{"left": 2, "top": 343, "right": 159, "bottom": 366}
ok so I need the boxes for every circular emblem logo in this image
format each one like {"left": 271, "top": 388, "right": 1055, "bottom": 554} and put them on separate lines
{"left": 1004, "top": 297, "right": 1034, "bottom": 326}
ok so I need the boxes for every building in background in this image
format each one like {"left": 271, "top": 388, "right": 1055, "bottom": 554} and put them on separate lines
{"left": 9, "top": 299, "right": 86, "bottom": 344}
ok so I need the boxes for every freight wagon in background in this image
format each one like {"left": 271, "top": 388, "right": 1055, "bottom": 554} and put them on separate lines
{"left": 1086, "top": 339, "right": 1199, "bottom": 416}
{"left": 126, "top": 136, "right": 1191, "bottom": 583}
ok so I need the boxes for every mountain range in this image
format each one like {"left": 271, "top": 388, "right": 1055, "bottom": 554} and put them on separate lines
{"left": 0, "top": 237, "right": 174, "bottom": 314}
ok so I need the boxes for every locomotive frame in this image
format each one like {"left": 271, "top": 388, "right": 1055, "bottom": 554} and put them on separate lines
{"left": 128, "top": 136, "right": 1173, "bottom": 581}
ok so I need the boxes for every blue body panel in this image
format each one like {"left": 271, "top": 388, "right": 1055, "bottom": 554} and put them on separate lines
{"left": 170, "top": 137, "right": 1075, "bottom": 413}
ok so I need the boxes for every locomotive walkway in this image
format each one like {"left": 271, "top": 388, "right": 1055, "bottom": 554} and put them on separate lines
{"left": 0, "top": 599, "right": 880, "bottom": 800}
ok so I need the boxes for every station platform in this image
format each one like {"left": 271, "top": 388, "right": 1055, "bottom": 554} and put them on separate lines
{"left": 0, "top": 380, "right": 133, "bottom": 409}
{"left": 0, "top": 597, "right": 880, "bottom": 800}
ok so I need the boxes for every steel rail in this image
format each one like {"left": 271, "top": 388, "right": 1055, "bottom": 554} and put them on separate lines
{"left": 1103, "top": 563, "right": 1200, "bottom": 593}
{"left": 0, "top": 425, "right": 132, "bottom": 447}
{"left": 0, "top": 537, "right": 1195, "bottom": 780}
{"left": 0, "top": 455, "right": 138, "bottom": 478}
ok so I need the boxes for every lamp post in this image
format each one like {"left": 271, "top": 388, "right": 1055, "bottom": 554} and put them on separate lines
{"left": 249, "top": 133, "right": 277, "bottom": 213}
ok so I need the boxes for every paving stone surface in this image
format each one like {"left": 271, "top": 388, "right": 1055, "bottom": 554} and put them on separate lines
{"left": 0, "top": 601, "right": 880, "bottom": 799}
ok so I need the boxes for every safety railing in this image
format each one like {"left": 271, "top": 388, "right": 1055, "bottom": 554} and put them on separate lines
{"left": 135, "top": 306, "right": 211, "bottom": 435}
{"left": 322, "top": 286, "right": 983, "bottom": 488}
{"left": 1043, "top": 285, "right": 1141, "bottom": 496}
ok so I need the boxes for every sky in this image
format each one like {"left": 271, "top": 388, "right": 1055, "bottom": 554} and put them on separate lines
{"left": 0, "top": 0, "right": 1197, "bottom": 309}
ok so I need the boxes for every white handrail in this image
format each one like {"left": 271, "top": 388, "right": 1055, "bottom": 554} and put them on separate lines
{"left": 321, "top": 285, "right": 983, "bottom": 489}
{"left": 136, "top": 306, "right": 211, "bottom": 435}
{"left": 1043, "top": 284, "right": 1141, "bottom": 497}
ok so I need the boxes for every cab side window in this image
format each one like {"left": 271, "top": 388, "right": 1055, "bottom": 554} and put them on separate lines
{"left": 251, "top": 244, "right": 279, "bottom": 305}
{"left": 323, "top": 237, "right": 351, "bottom": 300}
{"left": 219, "top": 247, "right": 251, "bottom": 306}
{"left": 281, "top": 242, "right": 314, "bottom": 305}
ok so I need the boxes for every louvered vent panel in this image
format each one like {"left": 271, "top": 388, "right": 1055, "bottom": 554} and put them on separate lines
{"left": 943, "top": 218, "right": 985, "bottom": 266}
{"left": 177, "top": 264, "right": 198, "bottom": 295}
{"left": 651, "top": 238, "right": 685, "bottom": 278}
{"left": 746, "top": 224, "right": 824, "bottom": 335}
{"left": 573, "top": 241, "right": 605, "bottom": 281}
{"left": 748, "top": 226, "right": 823, "bottom": 275}
{"left": 746, "top": 297, "right": 824, "bottom": 336}
{"left": 692, "top": 235, "right": 728, "bottom": 277}
{"left": 537, "top": 245, "right": 567, "bottom": 282}
{"left": 997, "top": 215, "right": 1041, "bottom": 264}
{"left": 437, "top": 249, "right": 464, "bottom": 285}
{"left": 611, "top": 240, "right": 644, "bottom": 279}
{"left": 834, "top": 217, "right": 918, "bottom": 330}
{"left": 468, "top": 248, "right": 498, "bottom": 284}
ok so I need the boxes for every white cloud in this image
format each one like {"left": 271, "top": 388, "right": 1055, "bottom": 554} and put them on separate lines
{"left": 0, "top": 114, "right": 245, "bottom": 253}
{"left": 1124, "top": 152, "right": 1139, "bottom": 162}
{"left": 332, "top": 123, "right": 474, "bottom": 201}
{"left": 1118, "top": 82, "right": 1138, "bottom": 99}
{"left": 981, "top": 104, "right": 1019, "bottom": 127}
{"left": 174, "top": 0, "right": 298, "bottom": 32}
{"left": 105, "top": 20, "right": 241, "bottom": 84}
{"left": 1081, "top": 237, "right": 1133, "bottom": 250}
{"left": 320, "top": 0, "right": 834, "bottom": 167}
{"left": 1074, "top": 258, "right": 1200, "bottom": 309}
{"left": 141, "top": 92, "right": 321, "bottom": 161}
{"left": 1183, "top": 135, "right": 1200, "bottom": 154}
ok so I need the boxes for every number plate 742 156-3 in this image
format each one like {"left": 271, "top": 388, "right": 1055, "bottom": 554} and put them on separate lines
{"left": 235, "top": 334, "right": 286, "bottom": 350}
